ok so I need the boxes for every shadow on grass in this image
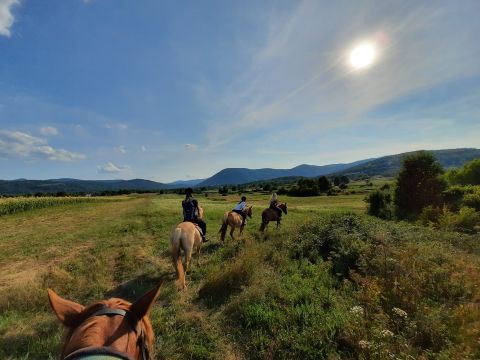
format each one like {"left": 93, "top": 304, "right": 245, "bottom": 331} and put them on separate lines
{"left": 107, "top": 273, "right": 172, "bottom": 302}
{"left": 200, "top": 242, "right": 223, "bottom": 254}
{"left": 0, "top": 319, "right": 59, "bottom": 359}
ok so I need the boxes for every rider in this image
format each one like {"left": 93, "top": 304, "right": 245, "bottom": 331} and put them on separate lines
{"left": 182, "top": 188, "right": 208, "bottom": 242}
{"left": 232, "top": 196, "right": 248, "bottom": 226}
{"left": 269, "top": 192, "right": 282, "bottom": 218}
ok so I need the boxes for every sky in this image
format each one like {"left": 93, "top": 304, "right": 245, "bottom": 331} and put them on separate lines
{"left": 0, "top": 0, "right": 479, "bottom": 182}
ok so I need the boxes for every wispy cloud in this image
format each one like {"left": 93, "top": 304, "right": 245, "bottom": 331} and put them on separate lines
{"left": 97, "top": 162, "right": 129, "bottom": 174}
{"left": 105, "top": 122, "right": 128, "bottom": 130}
{"left": 200, "top": 1, "right": 480, "bottom": 149}
{"left": 0, "top": 130, "right": 85, "bottom": 161}
{"left": 0, "top": 0, "right": 20, "bottom": 37}
{"left": 40, "top": 126, "right": 59, "bottom": 136}
{"left": 141, "top": 145, "right": 147, "bottom": 152}
{"left": 184, "top": 143, "right": 198, "bottom": 151}
{"left": 114, "top": 145, "right": 127, "bottom": 154}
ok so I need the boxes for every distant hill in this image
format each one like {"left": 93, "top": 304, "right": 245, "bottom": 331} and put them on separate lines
{"left": 0, "top": 178, "right": 167, "bottom": 196}
{"left": 197, "top": 160, "right": 371, "bottom": 187}
{"left": 2, "top": 148, "right": 479, "bottom": 195}
{"left": 165, "top": 179, "right": 204, "bottom": 188}
{"left": 336, "top": 148, "right": 480, "bottom": 177}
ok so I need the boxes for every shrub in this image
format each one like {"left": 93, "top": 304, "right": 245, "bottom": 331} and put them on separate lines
{"left": 463, "top": 191, "right": 480, "bottom": 211}
{"left": 394, "top": 151, "right": 446, "bottom": 220}
{"left": 418, "top": 206, "right": 442, "bottom": 226}
{"left": 365, "top": 190, "right": 392, "bottom": 219}
{"left": 437, "top": 206, "right": 480, "bottom": 232}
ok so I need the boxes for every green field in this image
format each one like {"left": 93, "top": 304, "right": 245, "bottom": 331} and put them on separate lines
{"left": 0, "top": 193, "right": 479, "bottom": 359}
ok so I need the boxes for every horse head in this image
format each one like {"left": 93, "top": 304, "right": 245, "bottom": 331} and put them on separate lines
{"left": 246, "top": 205, "right": 253, "bottom": 218}
{"left": 48, "top": 282, "right": 162, "bottom": 360}
{"left": 279, "top": 203, "right": 288, "bottom": 215}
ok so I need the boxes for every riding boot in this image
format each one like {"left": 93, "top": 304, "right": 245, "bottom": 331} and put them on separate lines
{"left": 202, "top": 235, "right": 209, "bottom": 243}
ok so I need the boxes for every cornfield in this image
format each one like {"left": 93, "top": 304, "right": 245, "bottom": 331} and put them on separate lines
{"left": 0, "top": 197, "right": 106, "bottom": 216}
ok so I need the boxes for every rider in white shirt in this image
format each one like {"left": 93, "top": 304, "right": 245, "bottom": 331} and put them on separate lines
{"left": 232, "top": 196, "right": 248, "bottom": 225}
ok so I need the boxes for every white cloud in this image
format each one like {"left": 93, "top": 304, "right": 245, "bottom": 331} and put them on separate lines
{"left": 105, "top": 123, "right": 128, "bottom": 130}
{"left": 97, "top": 162, "right": 130, "bottom": 174}
{"left": 0, "top": 0, "right": 19, "bottom": 37}
{"left": 40, "top": 126, "right": 59, "bottom": 136}
{"left": 115, "top": 145, "right": 127, "bottom": 154}
{"left": 0, "top": 130, "right": 85, "bottom": 161}
{"left": 184, "top": 143, "right": 198, "bottom": 151}
{"left": 141, "top": 145, "right": 147, "bottom": 152}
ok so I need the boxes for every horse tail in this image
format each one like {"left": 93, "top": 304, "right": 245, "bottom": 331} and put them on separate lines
{"left": 219, "top": 214, "right": 228, "bottom": 242}
{"left": 171, "top": 227, "right": 186, "bottom": 289}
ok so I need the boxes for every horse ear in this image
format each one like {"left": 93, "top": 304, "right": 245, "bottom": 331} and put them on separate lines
{"left": 48, "top": 289, "right": 85, "bottom": 327}
{"left": 130, "top": 281, "right": 163, "bottom": 320}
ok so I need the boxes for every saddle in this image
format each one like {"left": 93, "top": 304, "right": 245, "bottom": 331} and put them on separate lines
{"left": 194, "top": 224, "right": 203, "bottom": 236}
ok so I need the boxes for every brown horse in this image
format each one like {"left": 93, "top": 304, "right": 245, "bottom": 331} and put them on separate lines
{"left": 259, "top": 203, "right": 287, "bottom": 232}
{"left": 219, "top": 206, "right": 253, "bottom": 242}
{"left": 48, "top": 283, "right": 162, "bottom": 360}
{"left": 170, "top": 206, "right": 204, "bottom": 289}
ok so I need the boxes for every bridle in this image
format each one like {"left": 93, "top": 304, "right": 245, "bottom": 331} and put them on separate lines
{"left": 62, "top": 307, "right": 151, "bottom": 360}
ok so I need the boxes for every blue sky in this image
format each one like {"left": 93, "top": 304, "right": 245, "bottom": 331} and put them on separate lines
{"left": 0, "top": 0, "right": 479, "bottom": 182}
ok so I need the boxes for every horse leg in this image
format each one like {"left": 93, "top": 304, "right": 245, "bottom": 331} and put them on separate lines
{"left": 230, "top": 226, "right": 235, "bottom": 240}
{"left": 240, "top": 224, "right": 245, "bottom": 235}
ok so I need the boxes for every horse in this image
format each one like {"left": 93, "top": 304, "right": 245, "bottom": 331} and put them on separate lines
{"left": 47, "top": 283, "right": 162, "bottom": 360}
{"left": 219, "top": 206, "right": 253, "bottom": 242}
{"left": 259, "top": 203, "right": 287, "bottom": 232}
{"left": 170, "top": 206, "right": 204, "bottom": 289}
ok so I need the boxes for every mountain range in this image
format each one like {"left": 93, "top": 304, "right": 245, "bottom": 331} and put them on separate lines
{"left": 1, "top": 148, "right": 478, "bottom": 195}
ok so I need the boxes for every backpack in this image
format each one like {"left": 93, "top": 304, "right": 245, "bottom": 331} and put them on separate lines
{"left": 183, "top": 198, "right": 196, "bottom": 221}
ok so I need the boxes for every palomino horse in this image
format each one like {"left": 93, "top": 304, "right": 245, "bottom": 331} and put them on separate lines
{"left": 219, "top": 206, "right": 253, "bottom": 242}
{"left": 48, "top": 283, "right": 162, "bottom": 360}
{"left": 170, "top": 206, "right": 204, "bottom": 289}
{"left": 259, "top": 203, "right": 288, "bottom": 232}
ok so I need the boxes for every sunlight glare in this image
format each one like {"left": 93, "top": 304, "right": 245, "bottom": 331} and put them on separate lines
{"left": 349, "top": 42, "right": 376, "bottom": 70}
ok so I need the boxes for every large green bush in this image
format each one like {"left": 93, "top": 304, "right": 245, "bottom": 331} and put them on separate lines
{"left": 394, "top": 151, "right": 446, "bottom": 219}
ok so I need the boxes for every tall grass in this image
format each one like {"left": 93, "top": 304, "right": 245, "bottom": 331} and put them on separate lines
{"left": 0, "top": 196, "right": 107, "bottom": 216}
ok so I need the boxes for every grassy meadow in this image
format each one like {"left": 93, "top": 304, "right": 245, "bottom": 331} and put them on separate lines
{"left": 0, "top": 189, "right": 479, "bottom": 359}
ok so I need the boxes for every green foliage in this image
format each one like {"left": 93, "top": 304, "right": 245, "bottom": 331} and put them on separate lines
{"left": 366, "top": 190, "right": 393, "bottom": 219}
{"left": 317, "top": 176, "right": 331, "bottom": 192}
{"left": 288, "top": 179, "right": 319, "bottom": 197}
{"left": 0, "top": 196, "right": 106, "bottom": 216}
{"left": 394, "top": 151, "right": 446, "bottom": 220}
{"left": 218, "top": 186, "right": 229, "bottom": 195}
{"left": 463, "top": 190, "right": 480, "bottom": 211}
{"left": 437, "top": 206, "right": 480, "bottom": 232}
{"left": 446, "top": 158, "right": 480, "bottom": 185}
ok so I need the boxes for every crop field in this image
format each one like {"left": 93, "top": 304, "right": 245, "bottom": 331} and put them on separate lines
{"left": 0, "top": 192, "right": 479, "bottom": 359}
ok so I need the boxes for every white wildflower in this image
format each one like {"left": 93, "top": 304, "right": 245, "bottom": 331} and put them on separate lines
{"left": 381, "top": 329, "right": 394, "bottom": 337}
{"left": 358, "top": 340, "right": 370, "bottom": 349}
{"left": 392, "top": 307, "right": 408, "bottom": 319}
{"left": 350, "top": 305, "right": 364, "bottom": 316}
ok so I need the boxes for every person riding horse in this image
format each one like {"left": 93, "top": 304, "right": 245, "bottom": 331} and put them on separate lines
{"left": 232, "top": 196, "right": 248, "bottom": 226}
{"left": 182, "top": 188, "right": 208, "bottom": 242}
{"left": 269, "top": 193, "right": 283, "bottom": 219}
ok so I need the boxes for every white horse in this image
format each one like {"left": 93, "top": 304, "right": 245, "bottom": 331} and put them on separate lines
{"left": 170, "top": 207, "right": 204, "bottom": 289}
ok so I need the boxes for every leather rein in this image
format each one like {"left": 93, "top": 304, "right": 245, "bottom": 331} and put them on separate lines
{"left": 62, "top": 308, "right": 150, "bottom": 360}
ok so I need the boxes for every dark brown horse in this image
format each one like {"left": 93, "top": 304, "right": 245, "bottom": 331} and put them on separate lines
{"left": 48, "top": 283, "right": 162, "bottom": 360}
{"left": 259, "top": 203, "right": 287, "bottom": 232}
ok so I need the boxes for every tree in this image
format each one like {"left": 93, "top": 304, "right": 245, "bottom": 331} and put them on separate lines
{"left": 339, "top": 175, "right": 350, "bottom": 184}
{"left": 446, "top": 158, "right": 480, "bottom": 185}
{"left": 333, "top": 177, "right": 341, "bottom": 186}
{"left": 317, "top": 176, "right": 331, "bottom": 192}
{"left": 366, "top": 190, "right": 392, "bottom": 219}
{"left": 394, "top": 152, "right": 446, "bottom": 219}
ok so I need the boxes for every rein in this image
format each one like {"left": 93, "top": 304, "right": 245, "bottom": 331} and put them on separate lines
{"left": 63, "top": 308, "right": 150, "bottom": 360}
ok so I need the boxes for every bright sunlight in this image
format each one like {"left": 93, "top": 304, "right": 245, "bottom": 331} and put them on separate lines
{"left": 349, "top": 42, "right": 376, "bottom": 70}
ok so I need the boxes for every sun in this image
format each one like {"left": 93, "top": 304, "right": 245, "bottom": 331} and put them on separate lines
{"left": 349, "top": 42, "right": 376, "bottom": 70}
